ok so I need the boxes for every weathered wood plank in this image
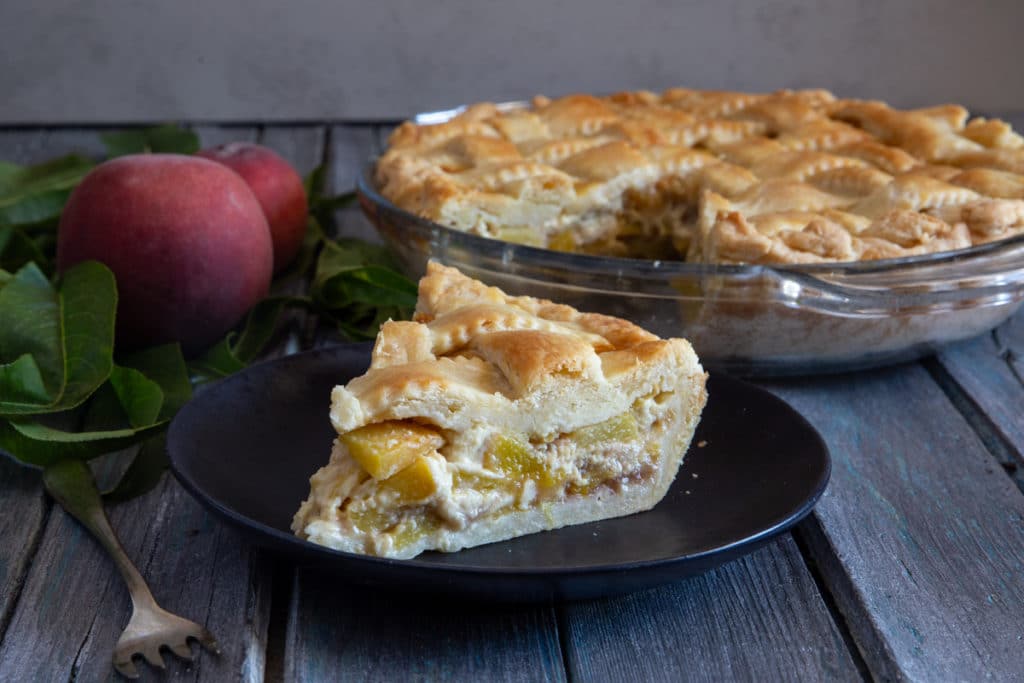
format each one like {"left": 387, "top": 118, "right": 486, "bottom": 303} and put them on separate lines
{"left": 0, "top": 472, "right": 273, "bottom": 682}
{"left": 283, "top": 573, "right": 566, "bottom": 682}
{"left": 933, "top": 309, "right": 1024, "bottom": 483}
{"left": 0, "top": 457, "right": 48, "bottom": 646}
{"left": 260, "top": 125, "right": 326, "bottom": 177}
{"left": 0, "top": 128, "right": 108, "bottom": 164}
{"left": 561, "top": 536, "right": 860, "bottom": 682}
{"left": 326, "top": 125, "right": 379, "bottom": 243}
{"left": 245, "top": 125, "right": 331, "bottom": 680}
{"left": 193, "top": 124, "right": 258, "bottom": 148}
{"left": 376, "top": 124, "right": 395, "bottom": 153}
{"left": 761, "top": 365, "right": 1024, "bottom": 681}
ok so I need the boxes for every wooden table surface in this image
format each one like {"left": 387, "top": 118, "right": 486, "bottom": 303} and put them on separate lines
{"left": 1, "top": 123, "right": 1022, "bottom": 682}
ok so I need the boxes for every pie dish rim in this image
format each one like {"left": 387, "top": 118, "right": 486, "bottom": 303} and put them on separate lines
{"left": 358, "top": 155, "right": 1024, "bottom": 374}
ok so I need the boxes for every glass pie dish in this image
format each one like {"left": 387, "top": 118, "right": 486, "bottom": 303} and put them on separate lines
{"left": 356, "top": 104, "right": 1024, "bottom": 375}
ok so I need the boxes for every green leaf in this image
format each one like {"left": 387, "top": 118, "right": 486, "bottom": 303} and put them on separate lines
{"left": 188, "top": 335, "right": 246, "bottom": 381}
{"left": 0, "top": 225, "right": 49, "bottom": 273}
{"left": 118, "top": 344, "right": 191, "bottom": 419}
{"left": 102, "top": 435, "right": 169, "bottom": 503}
{"left": 0, "top": 263, "right": 62, "bottom": 397}
{"left": 317, "top": 236, "right": 404, "bottom": 272}
{"left": 82, "top": 344, "right": 190, "bottom": 432}
{"left": 100, "top": 130, "right": 148, "bottom": 158}
{"left": 313, "top": 240, "right": 415, "bottom": 308}
{"left": 309, "top": 237, "right": 415, "bottom": 340}
{"left": 302, "top": 162, "right": 356, "bottom": 232}
{"left": 0, "top": 156, "right": 90, "bottom": 260}
{"left": 0, "top": 155, "right": 93, "bottom": 204}
{"left": 101, "top": 125, "right": 198, "bottom": 158}
{"left": 0, "top": 261, "right": 116, "bottom": 416}
{"left": 0, "top": 417, "right": 165, "bottom": 468}
{"left": 0, "top": 161, "right": 21, "bottom": 182}
{"left": 188, "top": 297, "right": 301, "bottom": 380}
{"left": 231, "top": 297, "right": 292, "bottom": 363}
{"left": 80, "top": 382, "right": 131, "bottom": 432}
{"left": 271, "top": 217, "right": 325, "bottom": 289}
{"left": 303, "top": 163, "right": 326, "bottom": 199}
{"left": 0, "top": 188, "right": 72, "bottom": 228}
{"left": 317, "top": 265, "right": 417, "bottom": 308}
{"left": 107, "top": 365, "right": 163, "bottom": 429}
{"left": 22, "top": 344, "right": 191, "bottom": 475}
{"left": 145, "top": 125, "right": 200, "bottom": 154}
{"left": 334, "top": 304, "right": 406, "bottom": 341}
{"left": 42, "top": 458, "right": 103, "bottom": 518}
{"left": 0, "top": 354, "right": 50, "bottom": 403}
{"left": 312, "top": 191, "right": 356, "bottom": 215}
{"left": 56, "top": 262, "right": 117, "bottom": 404}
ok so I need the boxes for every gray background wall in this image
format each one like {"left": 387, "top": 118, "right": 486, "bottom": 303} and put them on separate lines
{"left": 2, "top": 0, "right": 1023, "bottom": 123}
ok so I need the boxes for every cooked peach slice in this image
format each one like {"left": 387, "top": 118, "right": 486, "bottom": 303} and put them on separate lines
{"left": 382, "top": 455, "right": 444, "bottom": 504}
{"left": 340, "top": 421, "right": 444, "bottom": 480}
{"left": 570, "top": 412, "right": 639, "bottom": 448}
{"left": 488, "top": 433, "right": 558, "bottom": 487}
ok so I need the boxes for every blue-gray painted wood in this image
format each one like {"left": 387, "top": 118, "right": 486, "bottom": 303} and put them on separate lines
{"left": 376, "top": 125, "right": 395, "bottom": 154}
{"left": 0, "top": 458, "right": 47, "bottom": 646}
{"left": 935, "top": 310, "right": 1024, "bottom": 478}
{"left": 194, "top": 123, "right": 258, "bottom": 148}
{"left": 260, "top": 125, "right": 327, "bottom": 178}
{"left": 761, "top": 365, "right": 1024, "bottom": 681}
{"left": 328, "top": 125, "right": 381, "bottom": 244}
{"left": 6, "top": 121, "right": 1024, "bottom": 682}
{"left": 560, "top": 536, "right": 862, "bottom": 682}
{"left": 283, "top": 571, "right": 567, "bottom": 682}
{"left": 0, "top": 472, "right": 274, "bottom": 682}
{"left": 0, "top": 128, "right": 108, "bottom": 165}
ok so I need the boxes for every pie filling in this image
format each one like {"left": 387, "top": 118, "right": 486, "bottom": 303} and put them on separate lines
{"left": 491, "top": 190, "right": 697, "bottom": 259}
{"left": 294, "top": 397, "right": 674, "bottom": 556}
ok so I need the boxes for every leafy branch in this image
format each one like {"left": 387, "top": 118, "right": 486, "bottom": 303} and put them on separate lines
{"left": 0, "top": 125, "right": 415, "bottom": 502}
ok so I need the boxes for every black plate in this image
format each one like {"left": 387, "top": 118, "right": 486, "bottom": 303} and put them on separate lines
{"left": 168, "top": 344, "right": 830, "bottom": 602}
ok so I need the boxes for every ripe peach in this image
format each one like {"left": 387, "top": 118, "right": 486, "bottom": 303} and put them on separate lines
{"left": 197, "top": 143, "right": 308, "bottom": 272}
{"left": 56, "top": 154, "right": 273, "bottom": 355}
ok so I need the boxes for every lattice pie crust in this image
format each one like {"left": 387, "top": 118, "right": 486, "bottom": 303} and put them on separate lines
{"left": 376, "top": 89, "right": 1024, "bottom": 263}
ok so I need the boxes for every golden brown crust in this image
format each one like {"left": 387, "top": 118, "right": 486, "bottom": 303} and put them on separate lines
{"left": 340, "top": 263, "right": 682, "bottom": 424}
{"left": 295, "top": 264, "right": 708, "bottom": 558}
{"left": 376, "top": 88, "right": 1024, "bottom": 265}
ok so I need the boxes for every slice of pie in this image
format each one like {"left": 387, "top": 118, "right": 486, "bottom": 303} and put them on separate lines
{"left": 292, "top": 263, "right": 708, "bottom": 559}
{"left": 375, "top": 89, "right": 1024, "bottom": 264}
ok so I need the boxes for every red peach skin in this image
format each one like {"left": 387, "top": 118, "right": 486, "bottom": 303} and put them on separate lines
{"left": 197, "top": 143, "right": 309, "bottom": 272}
{"left": 57, "top": 154, "right": 274, "bottom": 355}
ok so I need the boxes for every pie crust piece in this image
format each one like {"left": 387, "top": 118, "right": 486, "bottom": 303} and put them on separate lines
{"left": 376, "top": 89, "right": 1024, "bottom": 264}
{"left": 292, "top": 263, "right": 708, "bottom": 559}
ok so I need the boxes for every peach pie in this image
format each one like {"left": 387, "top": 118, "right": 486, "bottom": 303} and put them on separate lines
{"left": 292, "top": 263, "right": 708, "bottom": 558}
{"left": 375, "top": 88, "right": 1024, "bottom": 264}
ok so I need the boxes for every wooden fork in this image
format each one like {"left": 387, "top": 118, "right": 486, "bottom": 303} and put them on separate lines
{"left": 43, "top": 460, "right": 220, "bottom": 679}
